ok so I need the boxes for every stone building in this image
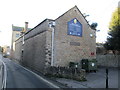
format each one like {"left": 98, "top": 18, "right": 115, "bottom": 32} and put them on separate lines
{"left": 11, "top": 25, "right": 24, "bottom": 51}
{"left": 14, "top": 6, "right": 96, "bottom": 73}
{"left": 11, "top": 22, "right": 31, "bottom": 58}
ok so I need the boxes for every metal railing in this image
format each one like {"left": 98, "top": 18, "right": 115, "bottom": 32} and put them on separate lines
{"left": 0, "top": 60, "right": 7, "bottom": 89}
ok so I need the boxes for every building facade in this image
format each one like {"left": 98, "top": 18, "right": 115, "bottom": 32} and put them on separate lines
{"left": 14, "top": 6, "right": 96, "bottom": 73}
{"left": 11, "top": 25, "right": 24, "bottom": 51}
{"left": 11, "top": 22, "right": 31, "bottom": 58}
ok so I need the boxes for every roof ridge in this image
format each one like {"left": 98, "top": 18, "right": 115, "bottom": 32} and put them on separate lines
{"left": 55, "top": 5, "right": 77, "bottom": 20}
{"left": 55, "top": 5, "right": 92, "bottom": 30}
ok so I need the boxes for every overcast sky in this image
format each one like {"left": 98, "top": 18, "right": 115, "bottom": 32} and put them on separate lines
{"left": 0, "top": 0, "right": 119, "bottom": 46}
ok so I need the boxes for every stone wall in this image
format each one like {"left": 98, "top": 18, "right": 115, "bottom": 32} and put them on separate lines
{"left": 23, "top": 31, "right": 47, "bottom": 72}
{"left": 96, "top": 55, "right": 119, "bottom": 67}
{"left": 24, "top": 19, "right": 49, "bottom": 40}
{"left": 14, "top": 19, "right": 51, "bottom": 73}
{"left": 45, "top": 30, "right": 52, "bottom": 67}
{"left": 44, "top": 66, "right": 86, "bottom": 81}
{"left": 14, "top": 37, "right": 23, "bottom": 62}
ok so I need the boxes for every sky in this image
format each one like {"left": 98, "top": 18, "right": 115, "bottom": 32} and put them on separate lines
{"left": 0, "top": 0, "right": 119, "bottom": 47}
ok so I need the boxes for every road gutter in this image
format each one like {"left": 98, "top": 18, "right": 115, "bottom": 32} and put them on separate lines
{"left": 16, "top": 63, "right": 60, "bottom": 88}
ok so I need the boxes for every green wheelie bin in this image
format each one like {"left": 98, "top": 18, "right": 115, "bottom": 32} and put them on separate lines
{"left": 81, "top": 59, "right": 97, "bottom": 72}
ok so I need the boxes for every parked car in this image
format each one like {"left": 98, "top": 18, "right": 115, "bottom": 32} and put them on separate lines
{"left": 3, "top": 52, "right": 10, "bottom": 58}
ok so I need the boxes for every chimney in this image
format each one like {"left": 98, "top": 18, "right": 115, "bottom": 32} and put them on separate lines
{"left": 25, "top": 22, "right": 28, "bottom": 32}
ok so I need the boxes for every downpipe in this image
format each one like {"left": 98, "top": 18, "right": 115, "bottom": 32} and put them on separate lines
{"left": 51, "top": 27, "right": 54, "bottom": 66}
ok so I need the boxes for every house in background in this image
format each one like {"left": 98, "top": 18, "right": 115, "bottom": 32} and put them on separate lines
{"left": 11, "top": 25, "right": 23, "bottom": 51}
{"left": 14, "top": 6, "right": 96, "bottom": 73}
{"left": 11, "top": 22, "right": 31, "bottom": 58}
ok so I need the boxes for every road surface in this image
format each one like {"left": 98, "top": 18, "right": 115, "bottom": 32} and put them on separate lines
{"left": 0, "top": 55, "right": 59, "bottom": 88}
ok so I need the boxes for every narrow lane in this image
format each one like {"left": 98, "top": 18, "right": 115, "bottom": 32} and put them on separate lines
{"left": 2, "top": 57, "right": 59, "bottom": 88}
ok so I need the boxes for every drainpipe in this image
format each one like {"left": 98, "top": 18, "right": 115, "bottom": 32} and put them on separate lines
{"left": 51, "top": 27, "right": 54, "bottom": 66}
{"left": 22, "top": 34, "right": 25, "bottom": 45}
{"left": 48, "top": 21, "right": 56, "bottom": 66}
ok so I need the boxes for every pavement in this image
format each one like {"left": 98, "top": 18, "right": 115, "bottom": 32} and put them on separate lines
{"left": 56, "top": 67, "right": 119, "bottom": 88}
